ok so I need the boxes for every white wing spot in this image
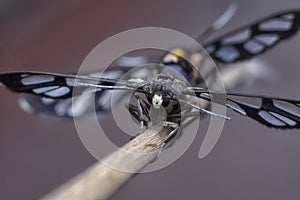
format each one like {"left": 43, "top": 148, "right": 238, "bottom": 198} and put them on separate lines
{"left": 21, "top": 75, "right": 55, "bottom": 85}
{"left": 55, "top": 99, "right": 72, "bottom": 116}
{"left": 254, "top": 34, "right": 279, "bottom": 46}
{"left": 68, "top": 95, "right": 93, "bottom": 117}
{"left": 33, "top": 86, "right": 59, "bottom": 94}
{"left": 41, "top": 97, "right": 55, "bottom": 104}
{"left": 259, "top": 19, "right": 292, "bottom": 31}
{"left": 243, "top": 40, "right": 265, "bottom": 54}
{"left": 215, "top": 45, "right": 240, "bottom": 62}
{"left": 66, "top": 78, "right": 76, "bottom": 87}
{"left": 274, "top": 100, "right": 300, "bottom": 117}
{"left": 222, "top": 29, "right": 251, "bottom": 44}
{"left": 18, "top": 98, "right": 34, "bottom": 113}
{"left": 116, "top": 56, "right": 147, "bottom": 67}
{"left": 226, "top": 102, "right": 247, "bottom": 116}
{"left": 258, "top": 110, "right": 285, "bottom": 126}
{"left": 243, "top": 101, "right": 261, "bottom": 109}
{"left": 269, "top": 111, "right": 297, "bottom": 126}
{"left": 45, "top": 86, "right": 70, "bottom": 97}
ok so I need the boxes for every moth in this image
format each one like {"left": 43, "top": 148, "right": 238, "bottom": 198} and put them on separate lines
{"left": 1, "top": 7, "right": 300, "bottom": 145}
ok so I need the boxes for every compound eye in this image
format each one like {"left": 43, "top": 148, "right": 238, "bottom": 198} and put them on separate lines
{"left": 161, "top": 98, "right": 170, "bottom": 107}
{"left": 147, "top": 93, "right": 154, "bottom": 104}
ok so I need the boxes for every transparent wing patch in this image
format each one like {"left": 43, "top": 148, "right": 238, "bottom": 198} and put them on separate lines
{"left": 0, "top": 69, "right": 143, "bottom": 117}
{"left": 226, "top": 93, "right": 300, "bottom": 128}
{"left": 186, "top": 88, "right": 300, "bottom": 129}
{"left": 204, "top": 10, "right": 300, "bottom": 63}
{"left": 0, "top": 71, "right": 132, "bottom": 99}
{"left": 19, "top": 90, "right": 117, "bottom": 118}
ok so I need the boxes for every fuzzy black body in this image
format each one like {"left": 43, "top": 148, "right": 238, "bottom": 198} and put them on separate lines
{"left": 128, "top": 73, "right": 189, "bottom": 127}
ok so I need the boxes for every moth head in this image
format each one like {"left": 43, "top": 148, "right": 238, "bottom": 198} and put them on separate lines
{"left": 148, "top": 90, "right": 171, "bottom": 109}
{"left": 152, "top": 93, "right": 163, "bottom": 109}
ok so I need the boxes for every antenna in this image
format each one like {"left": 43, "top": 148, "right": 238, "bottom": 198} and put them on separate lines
{"left": 196, "top": 2, "right": 238, "bottom": 43}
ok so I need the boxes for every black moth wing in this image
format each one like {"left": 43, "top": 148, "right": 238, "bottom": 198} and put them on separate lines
{"left": 0, "top": 70, "right": 140, "bottom": 118}
{"left": 19, "top": 87, "right": 120, "bottom": 118}
{"left": 186, "top": 88, "right": 300, "bottom": 129}
{"left": 0, "top": 71, "right": 130, "bottom": 99}
{"left": 204, "top": 10, "right": 300, "bottom": 63}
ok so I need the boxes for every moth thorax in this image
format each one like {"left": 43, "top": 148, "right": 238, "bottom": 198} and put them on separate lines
{"left": 163, "top": 48, "right": 186, "bottom": 64}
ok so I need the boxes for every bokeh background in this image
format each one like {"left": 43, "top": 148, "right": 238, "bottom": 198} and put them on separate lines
{"left": 1, "top": 0, "right": 300, "bottom": 199}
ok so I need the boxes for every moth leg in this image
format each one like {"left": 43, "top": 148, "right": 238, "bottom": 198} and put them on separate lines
{"left": 127, "top": 93, "right": 152, "bottom": 140}
{"left": 134, "top": 93, "right": 151, "bottom": 118}
{"left": 126, "top": 104, "right": 139, "bottom": 122}
{"left": 134, "top": 93, "right": 151, "bottom": 126}
{"left": 154, "top": 121, "right": 179, "bottom": 160}
{"left": 124, "top": 104, "right": 142, "bottom": 140}
{"left": 162, "top": 121, "right": 179, "bottom": 145}
{"left": 136, "top": 98, "right": 145, "bottom": 130}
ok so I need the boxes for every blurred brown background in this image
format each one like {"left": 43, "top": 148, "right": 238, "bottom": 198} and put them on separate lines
{"left": 0, "top": 0, "right": 300, "bottom": 199}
